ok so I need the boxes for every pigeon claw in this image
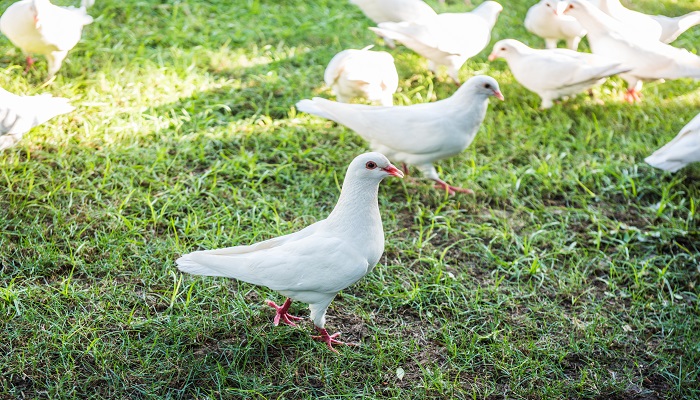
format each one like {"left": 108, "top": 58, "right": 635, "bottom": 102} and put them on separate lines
{"left": 311, "top": 327, "right": 356, "bottom": 353}
{"left": 624, "top": 88, "right": 642, "bottom": 103}
{"left": 24, "top": 56, "right": 35, "bottom": 74}
{"left": 267, "top": 298, "right": 303, "bottom": 327}
{"left": 433, "top": 179, "right": 474, "bottom": 196}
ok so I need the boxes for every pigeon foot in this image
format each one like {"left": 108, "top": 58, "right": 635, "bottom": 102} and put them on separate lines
{"left": 311, "top": 327, "right": 356, "bottom": 353}
{"left": 433, "top": 179, "right": 474, "bottom": 195}
{"left": 624, "top": 89, "right": 642, "bottom": 103}
{"left": 267, "top": 298, "right": 303, "bottom": 327}
{"left": 24, "top": 56, "right": 35, "bottom": 73}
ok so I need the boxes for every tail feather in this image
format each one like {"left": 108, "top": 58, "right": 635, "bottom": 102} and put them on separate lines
{"left": 644, "top": 154, "right": 685, "bottom": 172}
{"left": 31, "top": 96, "right": 75, "bottom": 126}
{"left": 176, "top": 253, "right": 231, "bottom": 277}
{"left": 296, "top": 98, "right": 336, "bottom": 121}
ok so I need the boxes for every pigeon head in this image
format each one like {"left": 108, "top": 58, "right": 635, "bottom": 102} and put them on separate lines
{"left": 347, "top": 152, "right": 404, "bottom": 181}
{"left": 563, "top": 0, "right": 592, "bottom": 18}
{"left": 462, "top": 75, "right": 504, "bottom": 101}
{"left": 488, "top": 39, "right": 527, "bottom": 62}
{"left": 473, "top": 1, "right": 503, "bottom": 26}
{"left": 541, "top": 0, "right": 569, "bottom": 16}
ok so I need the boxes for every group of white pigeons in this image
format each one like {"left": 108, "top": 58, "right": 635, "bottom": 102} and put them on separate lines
{"left": 1, "top": 0, "right": 699, "bottom": 352}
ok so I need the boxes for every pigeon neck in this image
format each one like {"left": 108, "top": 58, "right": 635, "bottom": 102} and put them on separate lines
{"left": 572, "top": 6, "right": 618, "bottom": 34}
{"left": 326, "top": 176, "right": 381, "bottom": 231}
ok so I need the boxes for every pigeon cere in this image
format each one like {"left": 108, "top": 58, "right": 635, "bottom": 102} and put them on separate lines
{"left": 1, "top": 0, "right": 698, "bottom": 398}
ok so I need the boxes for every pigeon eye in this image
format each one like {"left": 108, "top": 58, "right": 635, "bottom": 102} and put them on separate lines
{"left": 500, "top": 47, "right": 506, "bottom": 51}
{"left": 484, "top": 83, "right": 491, "bottom": 89}
{"left": 366, "top": 161, "right": 377, "bottom": 170}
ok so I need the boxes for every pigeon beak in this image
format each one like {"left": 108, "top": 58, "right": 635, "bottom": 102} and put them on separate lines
{"left": 493, "top": 91, "right": 505, "bottom": 101}
{"left": 487, "top": 53, "right": 497, "bottom": 62}
{"left": 382, "top": 164, "right": 404, "bottom": 178}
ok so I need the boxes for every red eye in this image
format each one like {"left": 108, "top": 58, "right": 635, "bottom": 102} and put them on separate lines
{"left": 366, "top": 161, "right": 377, "bottom": 170}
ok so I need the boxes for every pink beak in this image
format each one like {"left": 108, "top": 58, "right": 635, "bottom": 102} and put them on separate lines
{"left": 494, "top": 91, "right": 505, "bottom": 101}
{"left": 382, "top": 164, "right": 404, "bottom": 178}
{"left": 487, "top": 53, "right": 497, "bottom": 62}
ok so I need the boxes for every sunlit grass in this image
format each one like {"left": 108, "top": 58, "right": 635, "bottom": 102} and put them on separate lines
{"left": 1, "top": 0, "right": 699, "bottom": 398}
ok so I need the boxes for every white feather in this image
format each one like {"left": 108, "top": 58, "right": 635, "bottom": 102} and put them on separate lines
{"left": 0, "top": 88, "right": 74, "bottom": 150}
{"left": 645, "top": 113, "right": 700, "bottom": 172}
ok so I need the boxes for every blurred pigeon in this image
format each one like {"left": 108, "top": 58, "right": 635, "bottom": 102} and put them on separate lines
{"left": 349, "top": 0, "right": 437, "bottom": 48}
{"left": 645, "top": 113, "right": 700, "bottom": 172}
{"left": 324, "top": 46, "right": 399, "bottom": 106}
{"left": 177, "top": 152, "right": 404, "bottom": 352}
{"left": 0, "top": 87, "right": 74, "bottom": 150}
{"left": 565, "top": 0, "right": 700, "bottom": 102}
{"left": 350, "top": 0, "right": 437, "bottom": 24}
{"left": 524, "top": 0, "right": 586, "bottom": 50}
{"left": 488, "top": 39, "right": 629, "bottom": 109}
{"left": 297, "top": 75, "right": 503, "bottom": 194}
{"left": 0, "top": 0, "right": 94, "bottom": 77}
{"left": 369, "top": 1, "right": 502, "bottom": 84}
{"left": 597, "top": 0, "right": 700, "bottom": 44}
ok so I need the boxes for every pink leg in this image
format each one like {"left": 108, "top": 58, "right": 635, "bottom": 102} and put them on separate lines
{"left": 623, "top": 88, "right": 642, "bottom": 103}
{"left": 311, "top": 326, "right": 355, "bottom": 353}
{"left": 267, "top": 298, "right": 303, "bottom": 327}
{"left": 24, "top": 56, "right": 35, "bottom": 74}
{"left": 401, "top": 163, "right": 410, "bottom": 176}
{"left": 433, "top": 179, "right": 474, "bottom": 195}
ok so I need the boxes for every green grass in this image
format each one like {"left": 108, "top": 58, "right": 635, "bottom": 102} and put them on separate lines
{"left": 1, "top": 0, "right": 699, "bottom": 398}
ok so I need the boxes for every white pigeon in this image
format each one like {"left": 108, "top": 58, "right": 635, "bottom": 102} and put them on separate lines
{"left": 349, "top": 0, "right": 437, "bottom": 24}
{"left": 645, "top": 113, "right": 700, "bottom": 172}
{"left": 0, "top": 88, "right": 75, "bottom": 151}
{"left": 565, "top": 0, "right": 700, "bottom": 103}
{"left": 596, "top": 0, "right": 700, "bottom": 44}
{"left": 488, "top": 39, "right": 629, "bottom": 109}
{"left": 369, "top": 1, "right": 502, "bottom": 84}
{"left": 0, "top": 0, "right": 94, "bottom": 77}
{"left": 176, "top": 152, "right": 404, "bottom": 352}
{"left": 349, "top": 0, "right": 437, "bottom": 48}
{"left": 297, "top": 75, "right": 503, "bottom": 195}
{"left": 524, "top": 0, "right": 586, "bottom": 50}
{"left": 324, "top": 46, "right": 399, "bottom": 106}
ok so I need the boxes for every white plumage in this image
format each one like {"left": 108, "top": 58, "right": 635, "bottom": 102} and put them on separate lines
{"left": 524, "top": 0, "right": 586, "bottom": 50}
{"left": 350, "top": 0, "right": 437, "bottom": 48}
{"left": 369, "top": 1, "right": 502, "bottom": 84}
{"left": 488, "top": 39, "right": 629, "bottom": 109}
{"left": 324, "top": 46, "right": 399, "bottom": 106}
{"left": 0, "top": 0, "right": 94, "bottom": 77}
{"left": 349, "top": 0, "right": 436, "bottom": 24}
{"left": 0, "top": 88, "right": 75, "bottom": 151}
{"left": 565, "top": 0, "right": 700, "bottom": 102}
{"left": 297, "top": 75, "right": 503, "bottom": 195}
{"left": 645, "top": 113, "right": 700, "bottom": 172}
{"left": 176, "top": 152, "right": 404, "bottom": 352}
{"left": 596, "top": 0, "right": 700, "bottom": 44}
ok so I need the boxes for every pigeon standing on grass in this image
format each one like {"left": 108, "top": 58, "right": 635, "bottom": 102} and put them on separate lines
{"left": 524, "top": 0, "right": 586, "bottom": 50}
{"left": 349, "top": 0, "right": 437, "bottom": 48}
{"left": 0, "top": 88, "right": 75, "bottom": 150}
{"left": 176, "top": 152, "right": 404, "bottom": 352}
{"left": 297, "top": 75, "right": 503, "bottom": 195}
{"left": 645, "top": 113, "right": 700, "bottom": 172}
{"left": 564, "top": 0, "right": 700, "bottom": 103}
{"left": 488, "top": 39, "right": 629, "bottom": 109}
{"left": 0, "top": 0, "right": 94, "bottom": 77}
{"left": 596, "top": 0, "right": 700, "bottom": 44}
{"left": 369, "top": 1, "right": 502, "bottom": 84}
{"left": 324, "top": 46, "right": 399, "bottom": 106}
